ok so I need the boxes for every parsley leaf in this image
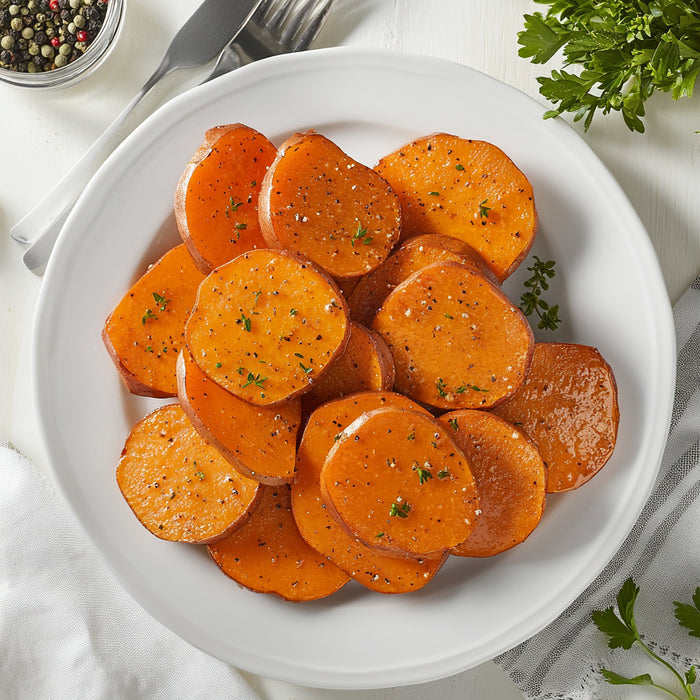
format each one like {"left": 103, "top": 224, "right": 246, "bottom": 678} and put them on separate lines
{"left": 593, "top": 578, "right": 700, "bottom": 699}
{"left": 518, "top": 1, "right": 700, "bottom": 132}
{"left": 674, "top": 587, "right": 700, "bottom": 638}
{"left": 600, "top": 670, "right": 654, "bottom": 687}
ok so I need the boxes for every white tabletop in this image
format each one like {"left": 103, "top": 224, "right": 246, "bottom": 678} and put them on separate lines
{"left": 2, "top": 1, "right": 698, "bottom": 698}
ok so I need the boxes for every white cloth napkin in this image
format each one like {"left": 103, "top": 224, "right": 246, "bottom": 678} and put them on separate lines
{"left": 496, "top": 276, "right": 700, "bottom": 699}
{"left": 0, "top": 443, "right": 260, "bottom": 700}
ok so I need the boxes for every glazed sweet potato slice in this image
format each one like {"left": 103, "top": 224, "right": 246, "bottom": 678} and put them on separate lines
{"left": 320, "top": 407, "right": 480, "bottom": 558}
{"left": 208, "top": 485, "right": 349, "bottom": 601}
{"left": 102, "top": 244, "right": 205, "bottom": 398}
{"left": 177, "top": 350, "right": 300, "bottom": 485}
{"left": 259, "top": 131, "right": 402, "bottom": 279}
{"left": 174, "top": 123, "right": 277, "bottom": 274}
{"left": 492, "top": 342, "right": 619, "bottom": 493}
{"left": 185, "top": 249, "right": 350, "bottom": 406}
{"left": 372, "top": 261, "right": 534, "bottom": 410}
{"left": 117, "top": 404, "right": 262, "bottom": 544}
{"left": 347, "top": 233, "right": 498, "bottom": 326}
{"left": 375, "top": 133, "right": 537, "bottom": 282}
{"left": 439, "top": 410, "right": 546, "bottom": 557}
{"left": 293, "top": 391, "right": 446, "bottom": 594}
{"left": 301, "top": 322, "right": 395, "bottom": 414}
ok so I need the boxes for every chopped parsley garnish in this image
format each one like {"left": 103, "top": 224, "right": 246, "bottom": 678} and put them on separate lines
{"left": 142, "top": 309, "right": 157, "bottom": 324}
{"left": 412, "top": 461, "right": 433, "bottom": 485}
{"left": 389, "top": 501, "right": 411, "bottom": 518}
{"left": 242, "top": 372, "right": 267, "bottom": 389}
{"left": 351, "top": 223, "right": 372, "bottom": 247}
{"left": 239, "top": 312, "right": 252, "bottom": 332}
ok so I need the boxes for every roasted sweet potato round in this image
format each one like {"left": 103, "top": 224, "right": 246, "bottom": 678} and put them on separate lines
{"left": 375, "top": 132, "right": 537, "bottom": 282}
{"left": 293, "top": 391, "right": 446, "bottom": 594}
{"left": 372, "top": 261, "right": 534, "bottom": 410}
{"left": 117, "top": 404, "right": 262, "bottom": 544}
{"left": 439, "top": 410, "right": 547, "bottom": 556}
{"left": 102, "top": 244, "right": 205, "bottom": 398}
{"left": 320, "top": 406, "right": 481, "bottom": 558}
{"left": 491, "top": 342, "right": 620, "bottom": 492}
{"left": 208, "top": 485, "right": 349, "bottom": 601}
{"left": 185, "top": 249, "right": 351, "bottom": 406}
{"left": 347, "top": 233, "right": 498, "bottom": 327}
{"left": 301, "top": 322, "right": 395, "bottom": 414}
{"left": 259, "top": 131, "right": 402, "bottom": 279}
{"left": 177, "top": 349, "right": 301, "bottom": 485}
{"left": 174, "top": 123, "right": 277, "bottom": 274}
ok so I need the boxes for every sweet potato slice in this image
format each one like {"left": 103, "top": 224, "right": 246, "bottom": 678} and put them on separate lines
{"left": 208, "top": 485, "right": 349, "bottom": 601}
{"left": 347, "top": 233, "right": 498, "bottom": 327}
{"left": 293, "top": 391, "right": 446, "bottom": 594}
{"left": 259, "top": 131, "right": 402, "bottom": 279}
{"left": 372, "top": 261, "right": 534, "bottom": 410}
{"left": 185, "top": 249, "right": 350, "bottom": 406}
{"left": 491, "top": 343, "right": 619, "bottom": 493}
{"left": 301, "top": 322, "right": 395, "bottom": 414}
{"left": 174, "top": 123, "right": 277, "bottom": 274}
{"left": 320, "top": 407, "right": 480, "bottom": 558}
{"left": 176, "top": 350, "right": 300, "bottom": 485}
{"left": 439, "top": 410, "right": 546, "bottom": 557}
{"left": 102, "top": 244, "right": 205, "bottom": 398}
{"left": 116, "top": 404, "right": 262, "bottom": 544}
{"left": 375, "top": 133, "right": 537, "bottom": 282}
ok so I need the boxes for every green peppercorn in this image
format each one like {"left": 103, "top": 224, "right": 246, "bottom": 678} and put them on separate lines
{"left": 72, "top": 13, "right": 83, "bottom": 27}
{"left": 9, "top": 15, "right": 19, "bottom": 28}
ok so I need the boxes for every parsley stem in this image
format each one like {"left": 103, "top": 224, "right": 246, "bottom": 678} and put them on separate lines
{"left": 637, "top": 637, "right": 696, "bottom": 700}
{"left": 647, "top": 683, "right": 689, "bottom": 700}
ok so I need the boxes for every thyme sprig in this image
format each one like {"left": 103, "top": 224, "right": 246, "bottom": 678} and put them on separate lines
{"left": 519, "top": 256, "right": 561, "bottom": 331}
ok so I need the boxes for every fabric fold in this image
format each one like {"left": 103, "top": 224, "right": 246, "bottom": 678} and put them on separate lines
{"left": 0, "top": 443, "right": 260, "bottom": 700}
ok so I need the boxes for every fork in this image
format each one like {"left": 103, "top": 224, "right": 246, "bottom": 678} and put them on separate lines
{"left": 205, "top": 0, "right": 335, "bottom": 81}
{"left": 18, "top": 0, "right": 336, "bottom": 275}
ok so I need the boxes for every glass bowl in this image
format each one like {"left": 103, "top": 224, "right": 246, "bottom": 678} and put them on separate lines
{"left": 0, "top": 0, "right": 124, "bottom": 89}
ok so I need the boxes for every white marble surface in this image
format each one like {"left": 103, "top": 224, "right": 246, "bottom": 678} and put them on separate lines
{"left": 1, "top": 1, "right": 698, "bottom": 698}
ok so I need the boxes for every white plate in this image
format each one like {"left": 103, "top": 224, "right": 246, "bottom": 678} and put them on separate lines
{"left": 34, "top": 48, "right": 675, "bottom": 689}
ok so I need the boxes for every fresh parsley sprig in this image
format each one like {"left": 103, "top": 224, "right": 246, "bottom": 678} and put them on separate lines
{"left": 519, "top": 256, "right": 561, "bottom": 331}
{"left": 592, "top": 577, "right": 700, "bottom": 699}
{"left": 518, "top": 0, "right": 700, "bottom": 132}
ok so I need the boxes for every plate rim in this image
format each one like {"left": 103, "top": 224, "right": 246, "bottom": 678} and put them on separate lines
{"left": 32, "top": 46, "right": 676, "bottom": 689}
